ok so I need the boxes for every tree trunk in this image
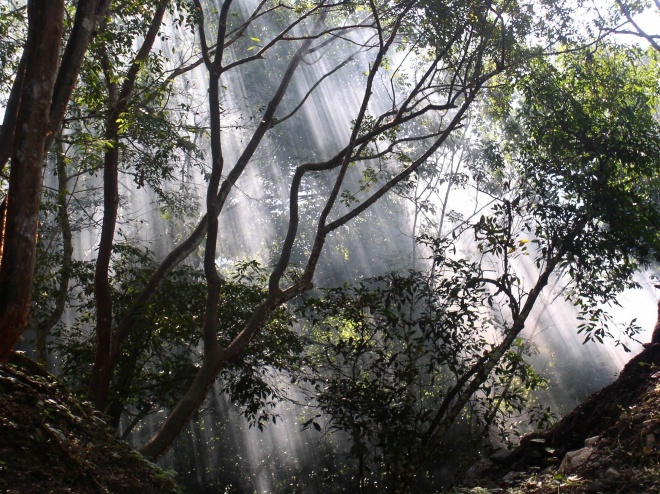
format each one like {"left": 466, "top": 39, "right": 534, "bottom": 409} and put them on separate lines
{"left": 0, "top": 1, "right": 65, "bottom": 362}
{"left": 139, "top": 345, "right": 226, "bottom": 459}
{"left": 0, "top": 0, "right": 110, "bottom": 362}
{"left": 34, "top": 137, "right": 74, "bottom": 367}
{"left": 650, "top": 286, "right": 660, "bottom": 344}
{"left": 140, "top": 292, "right": 284, "bottom": 459}
{"left": 87, "top": 114, "right": 119, "bottom": 409}
{"left": 86, "top": 3, "right": 168, "bottom": 410}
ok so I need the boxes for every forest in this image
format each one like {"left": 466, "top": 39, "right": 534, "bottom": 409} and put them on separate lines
{"left": 1, "top": 0, "right": 660, "bottom": 492}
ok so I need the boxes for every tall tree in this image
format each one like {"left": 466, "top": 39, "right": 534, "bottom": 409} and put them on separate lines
{"left": 0, "top": 0, "right": 111, "bottom": 361}
{"left": 135, "top": 0, "right": 543, "bottom": 458}
{"left": 86, "top": 0, "right": 170, "bottom": 412}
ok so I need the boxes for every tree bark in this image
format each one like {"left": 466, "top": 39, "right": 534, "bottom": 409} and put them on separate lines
{"left": 0, "top": 1, "right": 65, "bottom": 361}
{"left": 0, "top": 0, "right": 110, "bottom": 362}
{"left": 1, "top": 0, "right": 110, "bottom": 174}
{"left": 0, "top": 52, "right": 27, "bottom": 175}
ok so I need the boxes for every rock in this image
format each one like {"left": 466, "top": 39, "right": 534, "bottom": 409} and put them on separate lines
{"left": 605, "top": 467, "right": 621, "bottom": 479}
{"left": 501, "top": 471, "right": 521, "bottom": 483}
{"left": 585, "top": 435, "right": 600, "bottom": 447}
{"left": 490, "top": 448, "right": 513, "bottom": 462}
{"left": 646, "top": 433, "right": 656, "bottom": 448}
{"left": 464, "top": 458, "right": 494, "bottom": 484}
{"left": 559, "top": 447, "right": 594, "bottom": 472}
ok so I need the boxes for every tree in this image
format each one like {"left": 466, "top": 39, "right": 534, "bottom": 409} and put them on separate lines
{"left": 139, "top": 0, "right": 550, "bottom": 459}
{"left": 83, "top": 0, "right": 180, "bottom": 414}
{"left": 54, "top": 254, "right": 302, "bottom": 436}
{"left": 296, "top": 44, "right": 660, "bottom": 490}
{"left": 0, "top": 0, "right": 582, "bottom": 462}
{"left": 299, "top": 251, "right": 550, "bottom": 492}
{"left": 599, "top": 0, "right": 660, "bottom": 52}
{"left": 0, "top": 0, "right": 111, "bottom": 361}
{"left": 422, "top": 39, "right": 660, "bottom": 458}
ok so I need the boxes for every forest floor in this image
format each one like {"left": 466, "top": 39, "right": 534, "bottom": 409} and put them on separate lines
{"left": 1, "top": 347, "right": 660, "bottom": 494}
{"left": 0, "top": 352, "right": 183, "bottom": 494}
{"left": 455, "top": 345, "right": 660, "bottom": 494}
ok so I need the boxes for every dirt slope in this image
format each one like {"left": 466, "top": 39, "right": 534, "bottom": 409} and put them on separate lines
{"left": 465, "top": 346, "right": 660, "bottom": 494}
{"left": 0, "top": 352, "right": 184, "bottom": 494}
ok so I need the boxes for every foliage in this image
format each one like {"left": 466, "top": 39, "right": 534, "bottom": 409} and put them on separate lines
{"left": 286, "top": 43, "right": 660, "bottom": 491}
{"left": 67, "top": 0, "right": 203, "bottom": 218}
{"left": 53, "top": 248, "right": 302, "bottom": 433}
{"left": 299, "top": 237, "right": 551, "bottom": 491}
{"left": 486, "top": 44, "right": 660, "bottom": 344}
{"left": 0, "top": 2, "right": 25, "bottom": 98}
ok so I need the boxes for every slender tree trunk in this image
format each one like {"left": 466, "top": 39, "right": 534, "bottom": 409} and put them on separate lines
{"left": 87, "top": 3, "right": 168, "bottom": 409}
{"left": 0, "top": 1, "right": 65, "bottom": 361}
{"left": 650, "top": 290, "right": 660, "bottom": 344}
{"left": 35, "top": 138, "right": 74, "bottom": 367}
{"left": 86, "top": 41, "right": 119, "bottom": 408}
{"left": 137, "top": 3, "right": 231, "bottom": 453}
{"left": 88, "top": 118, "right": 119, "bottom": 408}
